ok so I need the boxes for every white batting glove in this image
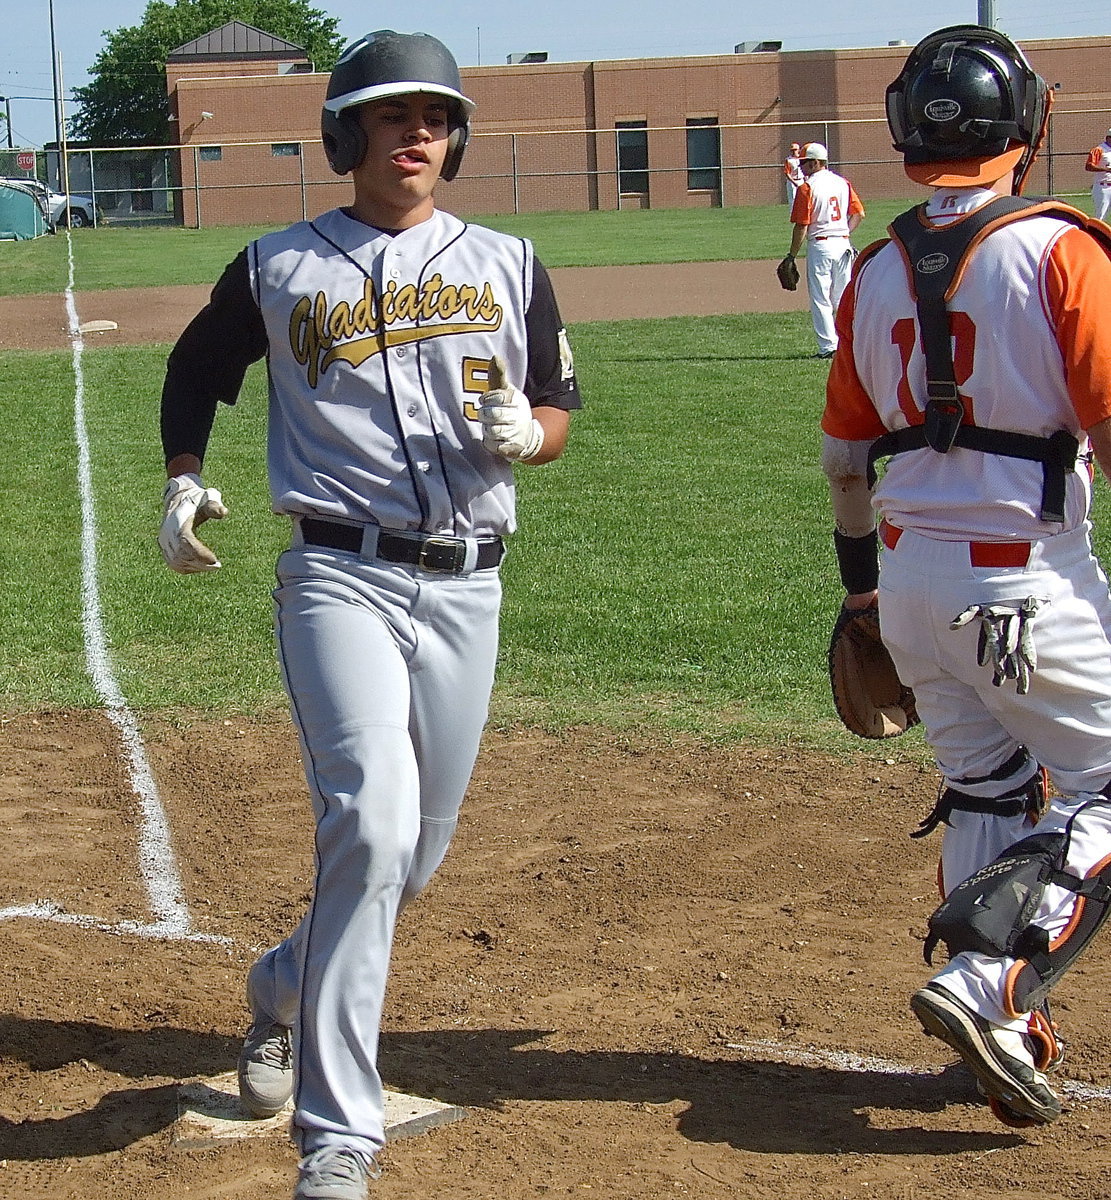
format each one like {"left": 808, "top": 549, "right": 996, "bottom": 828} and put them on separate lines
{"left": 478, "top": 355, "right": 544, "bottom": 462}
{"left": 159, "top": 472, "right": 229, "bottom": 573}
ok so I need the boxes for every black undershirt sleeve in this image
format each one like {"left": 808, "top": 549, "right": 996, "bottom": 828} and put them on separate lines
{"left": 524, "top": 257, "right": 582, "bottom": 411}
{"left": 160, "top": 249, "right": 268, "bottom": 465}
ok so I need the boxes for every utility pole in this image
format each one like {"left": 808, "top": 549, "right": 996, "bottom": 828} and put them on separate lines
{"left": 0, "top": 96, "right": 12, "bottom": 149}
{"left": 977, "top": 0, "right": 997, "bottom": 28}
{"left": 48, "top": 0, "right": 63, "bottom": 183}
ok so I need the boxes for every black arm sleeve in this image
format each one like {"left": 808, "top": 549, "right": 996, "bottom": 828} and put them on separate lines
{"left": 524, "top": 257, "right": 582, "bottom": 411}
{"left": 160, "top": 248, "right": 268, "bottom": 465}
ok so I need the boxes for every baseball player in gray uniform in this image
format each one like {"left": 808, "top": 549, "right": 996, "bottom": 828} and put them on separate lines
{"left": 158, "top": 30, "right": 581, "bottom": 1200}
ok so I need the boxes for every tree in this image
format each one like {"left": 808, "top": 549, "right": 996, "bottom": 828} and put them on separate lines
{"left": 70, "top": 0, "right": 344, "bottom": 146}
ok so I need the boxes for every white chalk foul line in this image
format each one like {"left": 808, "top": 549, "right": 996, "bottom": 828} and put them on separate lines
{"left": 725, "top": 1038, "right": 1111, "bottom": 1103}
{"left": 0, "top": 235, "right": 226, "bottom": 946}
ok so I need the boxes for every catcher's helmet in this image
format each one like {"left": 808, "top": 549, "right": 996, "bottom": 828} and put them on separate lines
{"left": 321, "top": 30, "right": 475, "bottom": 179}
{"left": 886, "top": 25, "right": 1049, "bottom": 193}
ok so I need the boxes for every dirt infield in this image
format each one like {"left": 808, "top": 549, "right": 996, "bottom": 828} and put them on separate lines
{"left": 4, "top": 269, "right": 1111, "bottom": 1199}
{"left": 0, "top": 259, "right": 808, "bottom": 351}
{"left": 4, "top": 712, "right": 1111, "bottom": 1200}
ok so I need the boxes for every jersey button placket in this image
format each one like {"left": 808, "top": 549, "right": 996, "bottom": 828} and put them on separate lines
{"left": 382, "top": 251, "right": 441, "bottom": 522}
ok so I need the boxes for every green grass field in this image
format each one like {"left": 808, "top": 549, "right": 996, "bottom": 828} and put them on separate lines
{"left": 3, "top": 194, "right": 1098, "bottom": 294}
{"left": 4, "top": 207, "right": 1107, "bottom": 761}
{"left": 2, "top": 201, "right": 932, "bottom": 294}
{"left": 2, "top": 312, "right": 864, "bottom": 744}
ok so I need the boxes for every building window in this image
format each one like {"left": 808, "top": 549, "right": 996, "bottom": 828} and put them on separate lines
{"left": 615, "top": 121, "right": 649, "bottom": 194}
{"left": 272, "top": 142, "right": 301, "bottom": 157}
{"left": 198, "top": 146, "right": 222, "bottom": 162}
{"left": 686, "top": 118, "right": 721, "bottom": 191}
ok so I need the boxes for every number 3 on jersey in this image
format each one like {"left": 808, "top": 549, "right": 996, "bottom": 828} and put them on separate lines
{"left": 890, "top": 313, "right": 977, "bottom": 424}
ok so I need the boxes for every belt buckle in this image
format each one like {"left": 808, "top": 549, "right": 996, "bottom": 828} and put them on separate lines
{"left": 418, "top": 536, "right": 466, "bottom": 574}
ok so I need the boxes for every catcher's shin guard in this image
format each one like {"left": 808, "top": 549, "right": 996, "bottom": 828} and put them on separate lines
{"left": 924, "top": 821, "right": 1111, "bottom": 1015}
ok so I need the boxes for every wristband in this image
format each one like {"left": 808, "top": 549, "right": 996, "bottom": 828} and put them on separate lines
{"left": 833, "top": 528, "right": 879, "bottom": 594}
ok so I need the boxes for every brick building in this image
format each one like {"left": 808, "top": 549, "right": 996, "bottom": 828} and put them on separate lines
{"left": 166, "top": 23, "right": 1111, "bottom": 227}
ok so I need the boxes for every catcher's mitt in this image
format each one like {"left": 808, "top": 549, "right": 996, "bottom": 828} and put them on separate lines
{"left": 828, "top": 602, "right": 919, "bottom": 739}
{"left": 776, "top": 254, "right": 800, "bottom": 291}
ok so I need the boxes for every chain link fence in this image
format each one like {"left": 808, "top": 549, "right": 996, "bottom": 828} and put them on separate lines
{"left": 2, "top": 107, "right": 1108, "bottom": 229}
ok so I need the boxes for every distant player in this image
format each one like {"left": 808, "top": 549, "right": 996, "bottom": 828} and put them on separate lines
{"left": 1085, "top": 128, "right": 1111, "bottom": 220}
{"left": 158, "top": 29, "right": 580, "bottom": 1200}
{"left": 822, "top": 24, "right": 1111, "bottom": 1129}
{"left": 784, "top": 141, "right": 805, "bottom": 204}
{"left": 786, "top": 142, "right": 864, "bottom": 358}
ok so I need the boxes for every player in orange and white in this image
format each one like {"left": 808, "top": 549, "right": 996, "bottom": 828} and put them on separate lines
{"left": 786, "top": 142, "right": 864, "bottom": 358}
{"left": 784, "top": 141, "right": 804, "bottom": 204}
{"left": 822, "top": 25, "right": 1111, "bottom": 1131}
{"left": 1085, "top": 128, "right": 1111, "bottom": 221}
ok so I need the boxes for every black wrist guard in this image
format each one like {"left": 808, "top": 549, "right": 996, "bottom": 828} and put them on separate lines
{"left": 833, "top": 528, "right": 879, "bottom": 594}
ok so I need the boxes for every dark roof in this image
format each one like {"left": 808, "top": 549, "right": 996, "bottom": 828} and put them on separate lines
{"left": 168, "top": 21, "right": 307, "bottom": 62}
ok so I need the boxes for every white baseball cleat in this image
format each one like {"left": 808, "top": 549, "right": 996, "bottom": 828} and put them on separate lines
{"left": 911, "top": 982, "right": 1062, "bottom": 1126}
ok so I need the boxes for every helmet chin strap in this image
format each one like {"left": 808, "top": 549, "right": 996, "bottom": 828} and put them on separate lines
{"left": 1013, "top": 86, "right": 1053, "bottom": 195}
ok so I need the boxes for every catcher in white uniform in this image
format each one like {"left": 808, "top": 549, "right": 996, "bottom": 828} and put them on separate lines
{"left": 1085, "top": 129, "right": 1111, "bottom": 222}
{"left": 822, "top": 25, "right": 1111, "bottom": 1129}
{"left": 786, "top": 142, "right": 864, "bottom": 358}
{"left": 158, "top": 30, "right": 580, "bottom": 1200}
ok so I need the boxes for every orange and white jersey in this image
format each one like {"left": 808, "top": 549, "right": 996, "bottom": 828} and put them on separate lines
{"left": 822, "top": 186, "right": 1111, "bottom": 541}
{"left": 784, "top": 155, "right": 804, "bottom": 187}
{"left": 1087, "top": 141, "right": 1111, "bottom": 181}
{"left": 790, "top": 167, "right": 863, "bottom": 239}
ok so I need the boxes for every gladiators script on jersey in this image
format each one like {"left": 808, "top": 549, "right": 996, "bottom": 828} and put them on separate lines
{"left": 289, "top": 276, "right": 504, "bottom": 387}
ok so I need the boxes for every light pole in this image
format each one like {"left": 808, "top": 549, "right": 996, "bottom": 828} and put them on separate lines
{"left": 0, "top": 95, "right": 11, "bottom": 149}
{"left": 977, "top": 0, "right": 996, "bottom": 28}
{"left": 48, "top": 0, "right": 64, "bottom": 186}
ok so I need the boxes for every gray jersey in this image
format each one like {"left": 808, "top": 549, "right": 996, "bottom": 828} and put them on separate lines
{"left": 250, "top": 208, "right": 533, "bottom": 537}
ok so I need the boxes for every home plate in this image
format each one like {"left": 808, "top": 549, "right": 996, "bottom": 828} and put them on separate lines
{"left": 77, "top": 319, "right": 118, "bottom": 333}
{"left": 173, "top": 1071, "right": 465, "bottom": 1149}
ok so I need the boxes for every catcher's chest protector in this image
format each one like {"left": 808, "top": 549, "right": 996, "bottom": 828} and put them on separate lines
{"left": 867, "top": 197, "right": 1111, "bottom": 523}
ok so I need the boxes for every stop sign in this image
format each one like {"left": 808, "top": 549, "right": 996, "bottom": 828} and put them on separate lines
{"left": 16, "top": 151, "right": 34, "bottom": 171}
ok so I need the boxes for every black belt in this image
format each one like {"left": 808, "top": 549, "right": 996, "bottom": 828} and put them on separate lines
{"left": 299, "top": 517, "right": 504, "bottom": 574}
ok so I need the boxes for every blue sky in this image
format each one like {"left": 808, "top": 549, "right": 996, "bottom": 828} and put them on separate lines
{"left": 1, "top": 0, "right": 1107, "bottom": 147}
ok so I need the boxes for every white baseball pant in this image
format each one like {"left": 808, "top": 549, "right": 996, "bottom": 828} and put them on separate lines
{"left": 877, "top": 522, "right": 1111, "bottom": 1025}
{"left": 247, "top": 544, "right": 501, "bottom": 1160}
{"left": 805, "top": 235, "right": 854, "bottom": 354}
{"left": 1093, "top": 179, "right": 1111, "bottom": 223}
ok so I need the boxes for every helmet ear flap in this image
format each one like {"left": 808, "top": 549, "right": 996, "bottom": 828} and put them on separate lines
{"left": 440, "top": 117, "right": 470, "bottom": 182}
{"left": 321, "top": 108, "right": 367, "bottom": 176}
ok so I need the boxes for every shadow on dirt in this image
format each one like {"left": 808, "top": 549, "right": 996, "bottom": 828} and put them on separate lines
{"left": 0, "top": 1014, "right": 237, "bottom": 1159}
{"left": 0, "top": 1018, "right": 1023, "bottom": 1160}
{"left": 381, "top": 1028, "right": 1021, "bottom": 1157}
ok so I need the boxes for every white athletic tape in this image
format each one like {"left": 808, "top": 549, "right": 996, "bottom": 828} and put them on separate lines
{"left": 0, "top": 238, "right": 225, "bottom": 946}
{"left": 725, "top": 1038, "right": 1111, "bottom": 1102}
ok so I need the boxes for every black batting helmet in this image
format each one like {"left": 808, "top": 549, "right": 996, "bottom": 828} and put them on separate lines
{"left": 321, "top": 30, "right": 475, "bottom": 179}
{"left": 885, "top": 25, "right": 1049, "bottom": 193}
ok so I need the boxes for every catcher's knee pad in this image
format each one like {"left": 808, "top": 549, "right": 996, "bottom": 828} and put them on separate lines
{"left": 924, "top": 824, "right": 1111, "bottom": 1015}
{"left": 912, "top": 749, "right": 1046, "bottom": 840}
